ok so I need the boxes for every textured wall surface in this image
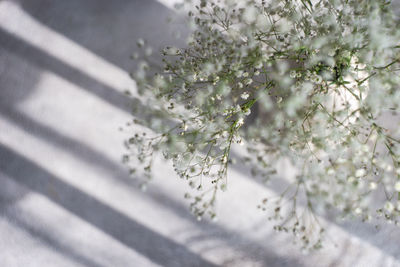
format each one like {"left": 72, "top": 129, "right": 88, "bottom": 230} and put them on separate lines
{"left": 1, "top": 0, "right": 400, "bottom": 266}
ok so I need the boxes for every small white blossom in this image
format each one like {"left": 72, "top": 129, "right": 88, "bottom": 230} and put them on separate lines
{"left": 386, "top": 165, "right": 393, "bottom": 172}
{"left": 395, "top": 182, "right": 400, "bottom": 192}
{"left": 347, "top": 176, "right": 355, "bottom": 183}
{"left": 137, "top": 38, "right": 145, "bottom": 47}
{"left": 385, "top": 202, "right": 395, "bottom": 213}
{"left": 241, "top": 92, "right": 250, "bottom": 100}
{"left": 129, "top": 0, "right": 400, "bottom": 250}
{"left": 327, "top": 168, "right": 335, "bottom": 175}
{"left": 354, "top": 207, "right": 362, "bottom": 215}
{"left": 244, "top": 78, "right": 253, "bottom": 85}
{"left": 242, "top": 5, "right": 257, "bottom": 24}
{"left": 237, "top": 117, "right": 244, "bottom": 127}
{"left": 369, "top": 182, "right": 377, "bottom": 190}
{"left": 355, "top": 168, "right": 366, "bottom": 178}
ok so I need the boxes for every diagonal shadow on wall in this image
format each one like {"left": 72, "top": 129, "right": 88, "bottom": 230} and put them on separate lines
{"left": 0, "top": 102, "right": 306, "bottom": 267}
{"left": 1, "top": 21, "right": 398, "bottom": 265}
{"left": 1, "top": 210, "right": 106, "bottom": 267}
{"left": 0, "top": 144, "right": 218, "bottom": 267}
{"left": 0, "top": 26, "right": 305, "bottom": 265}
{"left": 19, "top": 0, "right": 187, "bottom": 72}
{"left": 0, "top": 28, "right": 133, "bottom": 114}
{"left": 0, "top": 28, "right": 174, "bottom": 126}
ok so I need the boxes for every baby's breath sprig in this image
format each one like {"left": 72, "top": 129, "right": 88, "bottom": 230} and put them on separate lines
{"left": 126, "top": 0, "right": 400, "bottom": 250}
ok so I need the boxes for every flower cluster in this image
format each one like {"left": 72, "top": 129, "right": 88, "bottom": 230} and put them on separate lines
{"left": 125, "top": 0, "right": 400, "bottom": 250}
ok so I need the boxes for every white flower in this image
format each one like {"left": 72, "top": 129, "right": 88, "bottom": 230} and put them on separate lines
{"left": 347, "top": 176, "right": 355, "bottom": 183}
{"left": 241, "top": 92, "right": 250, "bottom": 100}
{"left": 235, "top": 70, "right": 243, "bottom": 78}
{"left": 369, "top": 182, "right": 377, "bottom": 190}
{"left": 242, "top": 6, "right": 257, "bottom": 24}
{"left": 385, "top": 202, "right": 394, "bottom": 213}
{"left": 355, "top": 168, "right": 366, "bottom": 178}
{"left": 386, "top": 165, "right": 393, "bottom": 172}
{"left": 395, "top": 181, "right": 400, "bottom": 192}
{"left": 354, "top": 207, "right": 362, "bottom": 215}
{"left": 244, "top": 78, "right": 253, "bottom": 85}
{"left": 237, "top": 117, "right": 244, "bottom": 127}
{"left": 327, "top": 168, "right": 335, "bottom": 175}
{"left": 137, "top": 38, "right": 145, "bottom": 47}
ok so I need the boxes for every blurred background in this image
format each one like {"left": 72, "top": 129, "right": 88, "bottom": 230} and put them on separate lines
{"left": 1, "top": 0, "right": 400, "bottom": 266}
